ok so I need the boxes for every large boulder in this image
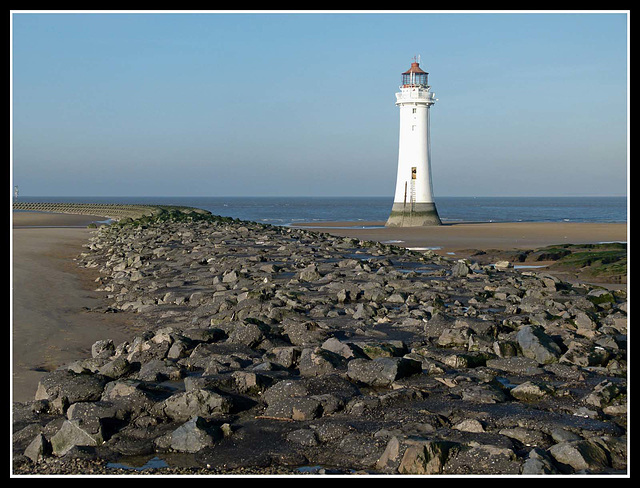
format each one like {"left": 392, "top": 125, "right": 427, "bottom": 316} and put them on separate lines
{"left": 347, "top": 357, "right": 422, "bottom": 387}
{"left": 516, "top": 325, "right": 562, "bottom": 364}
{"left": 376, "top": 436, "right": 460, "bottom": 474}
{"left": 548, "top": 439, "right": 612, "bottom": 473}
{"left": 298, "top": 347, "right": 347, "bottom": 376}
{"left": 296, "top": 264, "right": 323, "bottom": 282}
{"left": 50, "top": 419, "right": 105, "bottom": 457}
{"left": 263, "top": 396, "right": 324, "bottom": 421}
{"left": 153, "top": 389, "right": 233, "bottom": 422}
{"left": 35, "top": 370, "right": 108, "bottom": 404}
{"left": 101, "top": 379, "right": 171, "bottom": 419}
{"left": 170, "top": 416, "right": 221, "bottom": 453}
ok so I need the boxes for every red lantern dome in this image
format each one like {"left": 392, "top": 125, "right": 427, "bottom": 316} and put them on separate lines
{"left": 402, "top": 61, "right": 428, "bottom": 87}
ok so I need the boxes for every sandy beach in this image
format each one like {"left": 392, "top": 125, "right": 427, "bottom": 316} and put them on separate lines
{"left": 11, "top": 212, "right": 135, "bottom": 402}
{"left": 12, "top": 211, "right": 111, "bottom": 228}
{"left": 293, "top": 220, "right": 628, "bottom": 256}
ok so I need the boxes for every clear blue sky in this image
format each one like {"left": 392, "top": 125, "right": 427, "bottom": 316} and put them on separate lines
{"left": 11, "top": 11, "right": 628, "bottom": 197}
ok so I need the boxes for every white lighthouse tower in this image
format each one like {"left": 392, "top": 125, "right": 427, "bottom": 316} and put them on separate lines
{"left": 386, "top": 58, "right": 442, "bottom": 227}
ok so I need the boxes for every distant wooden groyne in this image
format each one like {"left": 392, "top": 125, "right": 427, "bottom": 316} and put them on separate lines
{"left": 12, "top": 202, "right": 211, "bottom": 221}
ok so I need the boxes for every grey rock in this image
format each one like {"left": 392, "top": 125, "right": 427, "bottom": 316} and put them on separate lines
{"left": 97, "top": 357, "right": 133, "bottom": 379}
{"left": 499, "top": 427, "right": 552, "bottom": 448}
{"left": 24, "top": 434, "right": 50, "bottom": 463}
{"left": 35, "top": 370, "right": 108, "bottom": 404}
{"left": 437, "top": 327, "right": 473, "bottom": 348}
{"left": 347, "top": 357, "right": 422, "bottom": 387}
{"left": 155, "top": 389, "right": 233, "bottom": 422}
{"left": 560, "top": 340, "right": 611, "bottom": 367}
{"left": 516, "top": 325, "right": 562, "bottom": 364}
{"left": 521, "top": 447, "right": 560, "bottom": 474}
{"left": 445, "top": 443, "right": 521, "bottom": 474}
{"left": 227, "top": 321, "right": 268, "bottom": 348}
{"left": 231, "top": 371, "right": 274, "bottom": 394}
{"left": 453, "top": 419, "right": 486, "bottom": 433}
{"left": 485, "top": 357, "right": 543, "bottom": 375}
{"left": 377, "top": 436, "right": 459, "bottom": 474}
{"left": 135, "top": 359, "right": 183, "bottom": 382}
{"left": 91, "top": 339, "right": 115, "bottom": 359}
{"left": 548, "top": 439, "right": 612, "bottom": 473}
{"left": 50, "top": 419, "right": 104, "bottom": 457}
{"left": 298, "top": 347, "right": 347, "bottom": 376}
{"left": 263, "top": 396, "right": 323, "bottom": 420}
{"left": 170, "top": 416, "right": 220, "bottom": 453}
{"left": 459, "top": 384, "right": 508, "bottom": 404}
{"left": 66, "top": 400, "right": 120, "bottom": 423}
{"left": 286, "top": 428, "right": 319, "bottom": 446}
{"left": 297, "top": 264, "right": 322, "bottom": 282}
{"left": 261, "top": 375, "right": 359, "bottom": 418}
{"left": 101, "top": 380, "right": 166, "bottom": 418}
{"left": 282, "top": 320, "right": 329, "bottom": 347}
{"left": 321, "top": 337, "right": 366, "bottom": 360}
{"left": 264, "top": 346, "right": 301, "bottom": 369}
{"left": 423, "top": 313, "right": 456, "bottom": 339}
{"left": 510, "top": 381, "right": 555, "bottom": 402}
{"left": 181, "top": 327, "right": 226, "bottom": 343}
{"left": 452, "top": 260, "right": 471, "bottom": 277}
{"left": 583, "top": 380, "right": 624, "bottom": 408}
{"left": 399, "top": 439, "right": 459, "bottom": 474}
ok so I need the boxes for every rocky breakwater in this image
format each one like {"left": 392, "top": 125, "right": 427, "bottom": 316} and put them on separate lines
{"left": 13, "top": 212, "right": 627, "bottom": 475}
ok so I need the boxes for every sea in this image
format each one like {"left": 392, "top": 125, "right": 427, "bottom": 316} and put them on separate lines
{"left": 14, "top": 196, "right": 627, "bottom": 227}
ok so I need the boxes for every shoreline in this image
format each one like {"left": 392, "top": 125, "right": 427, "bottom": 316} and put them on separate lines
{"left": 291, "top": 220, "right": 627, "bottom": 254}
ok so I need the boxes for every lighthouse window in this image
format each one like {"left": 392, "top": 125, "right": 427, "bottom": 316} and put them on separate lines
{"left": 412, "top": 108, "right": 417, "bottom": 113}
{"left": 411, "top": 167, "right": 417, "bottom": 179}
{"left": 411, "top": 125, "right": 416, "bottom": 131}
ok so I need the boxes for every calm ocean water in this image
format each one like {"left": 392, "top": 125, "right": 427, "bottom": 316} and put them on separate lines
{"left": 15, "top": 196, "right": 627, "bottom": 227}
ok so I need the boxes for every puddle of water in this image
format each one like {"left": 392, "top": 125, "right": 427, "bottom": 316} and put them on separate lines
{"left": 296, "top": 465, "right": 360, "bottom": 474}
{"left": 495, "top": 377, "right": 518, "bottom": 389}
{"left": 297, "top": 465, "right": 325, "bottom": 473}
{"left": 291, "top": 224, "right": 385, "bottom": 230}
{"left": 344, "top": 253, "right": 377, "bottom": 261}
{"left": 396, "top": 268, "right": 439, "bottom": 274}
{"left": 107, "top": 456, "right": 169, "bottom": 471}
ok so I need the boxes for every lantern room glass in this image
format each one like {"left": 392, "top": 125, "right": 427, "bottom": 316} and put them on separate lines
{"left": 402, "top": 72, "right": 428, "bottom": 87}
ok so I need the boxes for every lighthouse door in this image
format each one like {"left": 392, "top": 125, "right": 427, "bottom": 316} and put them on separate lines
{"left": 410, "top": 167, "right": 417, "bottom": 211}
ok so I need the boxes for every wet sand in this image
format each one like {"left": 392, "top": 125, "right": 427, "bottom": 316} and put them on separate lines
{"left": 12, "top": 211, "right": 111, "bottom": 228}
{"left": 11, "top": 212, "right": 135, "bottom": 402}
{"left": 293, "top": 220, "right": 628, "bottom": 256}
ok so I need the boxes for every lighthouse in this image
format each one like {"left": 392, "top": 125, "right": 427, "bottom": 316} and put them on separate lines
{"left": 386, "top": 59, "right": 442, "bottom": 227}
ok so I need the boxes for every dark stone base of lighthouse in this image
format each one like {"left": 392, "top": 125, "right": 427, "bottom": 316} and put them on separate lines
{"left": 385, "top": 202, "right": 442, "bottom": 227}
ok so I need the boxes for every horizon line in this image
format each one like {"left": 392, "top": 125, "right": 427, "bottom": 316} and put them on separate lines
{"left": 12, "top": 194, "right": 628, "bottom": 199}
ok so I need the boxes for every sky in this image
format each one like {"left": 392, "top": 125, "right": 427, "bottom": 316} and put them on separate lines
{"left": 11, "top": 11, "right": 628, "bottom": 198}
